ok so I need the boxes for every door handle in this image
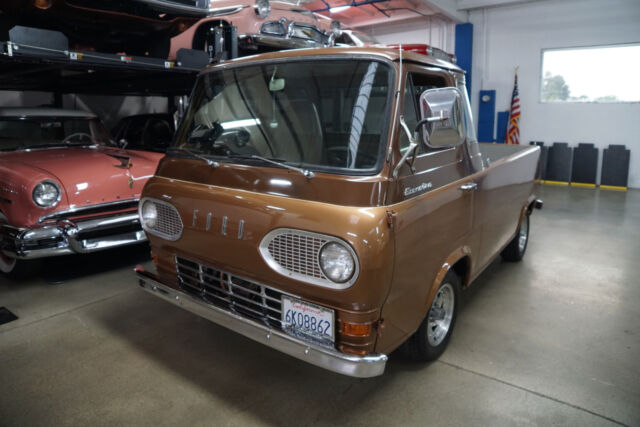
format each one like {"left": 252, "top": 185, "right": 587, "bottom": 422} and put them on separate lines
{"left": 459, "top": 182, "right": 478, "bottom": 192}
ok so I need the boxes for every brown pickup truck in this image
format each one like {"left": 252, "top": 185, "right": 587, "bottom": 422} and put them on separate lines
{"left": 135, "top": 47, "right": 542, "bottom": 378}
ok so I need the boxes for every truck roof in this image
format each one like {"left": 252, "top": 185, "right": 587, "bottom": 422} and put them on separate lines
{"left": 205, "top": 46, "right": 464, "bottom": 74}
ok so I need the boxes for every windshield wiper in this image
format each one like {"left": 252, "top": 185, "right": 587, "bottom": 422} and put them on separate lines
{"left": 248, "top": 154, "right": 314, "bottom": 179}
{"left": 170, "top": 147, "right": 219, "bottom": 169}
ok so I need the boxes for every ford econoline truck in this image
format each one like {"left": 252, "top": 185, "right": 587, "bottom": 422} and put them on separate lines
{"left": 134, "top": 47, "right": 542, "bottom": 378}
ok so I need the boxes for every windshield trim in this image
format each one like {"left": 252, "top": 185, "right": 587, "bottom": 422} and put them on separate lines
{"left": 173, "top": 56, "right": 396, "bottom": 177}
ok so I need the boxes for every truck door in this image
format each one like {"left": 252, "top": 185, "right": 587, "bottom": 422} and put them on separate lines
{"left": 379, "top": 69, "right": 476, "bottom": 344}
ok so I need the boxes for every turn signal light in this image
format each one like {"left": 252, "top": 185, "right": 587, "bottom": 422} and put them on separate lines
{"left": 34, "top": 0, "right": 52, "bottom": 9}
{"left": 340, "top": 345, "right": 369, "bottom": 356}
{"left": 341, "top": 322, "right": 372, "bottom": 337}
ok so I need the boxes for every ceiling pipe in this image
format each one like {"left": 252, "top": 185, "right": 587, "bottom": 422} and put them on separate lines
{"left": 312, "top": 0, "right": 398, "bottom": 14}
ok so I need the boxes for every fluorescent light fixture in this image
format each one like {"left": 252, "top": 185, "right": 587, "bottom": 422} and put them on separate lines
{"left": 329, "top": 5, "right": 351, "bottom": 13}
{"left": 221, "top": 118, "right": 261, "bottom": 129}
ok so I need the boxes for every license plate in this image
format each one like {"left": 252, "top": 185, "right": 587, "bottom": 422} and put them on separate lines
{"left": 281, "top": 296, "right": 334, "bottom": 346}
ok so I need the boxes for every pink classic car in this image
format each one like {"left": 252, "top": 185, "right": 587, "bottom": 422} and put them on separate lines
{"left": 0, "top": 108, "right": 163, "bottom": 277}
{"left": 169, "top": 0, "right": 336, "bottom": 60}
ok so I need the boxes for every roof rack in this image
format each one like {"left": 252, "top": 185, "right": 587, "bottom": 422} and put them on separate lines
{"left": 0, "top": 26, "right": 211, "bottom": 96}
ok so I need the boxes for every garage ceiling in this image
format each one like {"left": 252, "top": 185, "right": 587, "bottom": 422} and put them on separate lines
{"left": 303, "top": 0, "right": 549, "bottom": 28}
{"left": 304, "top": 0, "right": 450, "bottom": 28}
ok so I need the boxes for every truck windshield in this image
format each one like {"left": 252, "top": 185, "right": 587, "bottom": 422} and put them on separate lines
{"left": 173, "top": 59, "right": 393, "bottom": 174}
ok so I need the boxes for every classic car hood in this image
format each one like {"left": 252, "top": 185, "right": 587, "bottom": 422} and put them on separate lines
{"left": 1, "top": 147, "right": 163, "bottom": 208}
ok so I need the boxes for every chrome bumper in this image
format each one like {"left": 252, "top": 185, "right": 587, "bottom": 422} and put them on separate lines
{"left": 135, "top": 266, "right": 388, "bottom": 378}
{"left": 1, "top": 213, "right": 147, "bottom": 260}
{"left": 239, "top": 34, "right": 328, "bottom": 50}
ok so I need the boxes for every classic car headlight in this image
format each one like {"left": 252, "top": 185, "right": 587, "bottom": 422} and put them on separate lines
{"left": 319, "top": 242, "right": 355, "bottom": 283}
{"left": 32, "top": 180, "right": 61, "bottom": 207}
{"left": 255, "top": 0, "right": 270, "bottom": 19}
{"left": 140, "top": 200, "right": 158, "bottom": 229}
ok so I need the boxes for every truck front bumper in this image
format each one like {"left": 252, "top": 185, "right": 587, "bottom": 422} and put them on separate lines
{"left": 1, "top": 213, "right": 147, "bottom": 260}
{"left": 135, "top": 266, "right": 388, "bottom": 378}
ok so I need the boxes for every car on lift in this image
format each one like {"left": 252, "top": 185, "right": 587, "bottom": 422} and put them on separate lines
{"left": 0, "top": 108, "right": 164, "bottom": 277}
{"left": 112, "top": 113, "right": 175, "bottom": 153}
{"left": 168, "top": 0, "right": 337, "bottom": 61}
{"left": 334, "top": 28, "right": 380, "bottom": 47}
{"left": 0, "top": 0, "right": 209, "bottom": 57}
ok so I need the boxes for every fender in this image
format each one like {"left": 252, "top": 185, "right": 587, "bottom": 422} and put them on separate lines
{"left": 421, "top": 246, "right": 471, "bottom": 321}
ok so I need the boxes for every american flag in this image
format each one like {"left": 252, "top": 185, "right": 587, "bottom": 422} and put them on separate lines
{"left": 506, "top": 71, "right": 520, "bottom": 145}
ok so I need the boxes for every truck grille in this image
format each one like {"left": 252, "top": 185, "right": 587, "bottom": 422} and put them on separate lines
{"left": 267, "top": 232, "right": 326, "bottom": 279}
{"left": 175, "top": 256, "right": 284, "bottom": 329}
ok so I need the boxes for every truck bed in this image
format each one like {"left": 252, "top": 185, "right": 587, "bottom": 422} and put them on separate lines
{"left": 479, "top": 143, "right": 538, "bottom": 165}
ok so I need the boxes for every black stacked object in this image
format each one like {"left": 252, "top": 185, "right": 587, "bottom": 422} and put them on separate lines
{"left": 601, "top": 145, "right": 630, "bottom": 189}
{"left": 529, "top": 141, "right": 548, "bottom": 181}
{"left": 571, "top": 143, "right": 599, "bottom": 186}
{"left": 546, "top": 142, "right": 573, "bottom": 184}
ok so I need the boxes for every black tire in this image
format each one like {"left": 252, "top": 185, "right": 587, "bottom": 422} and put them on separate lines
{"left": 501, "top": 213, "right": 530, "bottom": 262}
{"left": 404, "top": 270, "right": 461, "bottom": 362}
{"left": 148, "top": 37, "right": 171, "bottom": 59}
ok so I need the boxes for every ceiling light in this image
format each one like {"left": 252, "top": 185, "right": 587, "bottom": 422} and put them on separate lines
{"left": 330, "top": 5, "right": 351, "bottom": 13}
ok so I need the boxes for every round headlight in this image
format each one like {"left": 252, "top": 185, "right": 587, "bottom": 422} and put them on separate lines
{"left": 255, "top": 0, "right": 270, "bottom": 19}
{"left": 319, "top": 242, "right": 355, "bottom": 283}
{"left": 141, "top": 200, "right": 158, "bottom": 229}
{"left": 32, "top": 180, "right": 61, "bottom": 207}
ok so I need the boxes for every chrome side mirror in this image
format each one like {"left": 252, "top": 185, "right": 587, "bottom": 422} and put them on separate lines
{"left": 417, "top": 87, "right": 465, "bottom": 148}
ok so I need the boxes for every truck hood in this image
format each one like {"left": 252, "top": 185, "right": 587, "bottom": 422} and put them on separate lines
{"left": 0, "top": 147, "right": 163, "bottom": 207}
{"left": 156, "top": 156, "right": 388, "bottom": 207}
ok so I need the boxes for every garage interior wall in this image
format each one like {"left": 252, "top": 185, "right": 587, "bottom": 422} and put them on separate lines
{"left": 469, "top": 0, "right": 640, "bottom": 188}
{"left": 365, "top": 16, "right": 456, "bottom": 53}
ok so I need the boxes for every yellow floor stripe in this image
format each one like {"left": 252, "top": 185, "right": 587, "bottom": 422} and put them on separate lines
{"left": 571, "top": 182, "right": 596, "bottom": 188}
{"left": 543, "top": 180, "right": 569, "bottom": 186}
{"left": 600, "top": 185, "right": 627, "bottom": 191}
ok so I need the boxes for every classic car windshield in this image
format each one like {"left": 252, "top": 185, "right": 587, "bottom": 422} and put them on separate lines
{"left": 0, "top": 117, "right": 112, "bottom": 151}
{"left": 173, "top": 59, "right": 393, "bottom": 174}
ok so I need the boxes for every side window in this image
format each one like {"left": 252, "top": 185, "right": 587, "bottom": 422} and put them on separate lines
{"left": 411, "top": 72, "right": 447, "bottom": 153}
{"left": 457, "top": 80, "right": 477, "bottom": 142}
{"left": 399, "top": 75, "right": 418, "bottom": 154}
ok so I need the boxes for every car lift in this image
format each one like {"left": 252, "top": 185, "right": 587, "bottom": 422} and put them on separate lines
{"left": 0, "top": 25, "right": 225, "bottom": 97}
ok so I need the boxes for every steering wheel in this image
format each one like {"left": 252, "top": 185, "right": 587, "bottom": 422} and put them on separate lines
{"left": 62, "top": 132, "right": 93, "bottom": 145}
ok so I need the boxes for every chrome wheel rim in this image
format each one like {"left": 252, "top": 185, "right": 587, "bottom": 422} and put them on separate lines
{"left": 427, "top": 283, "right": 455, "bottom": 346}
{"left": 518, "top": 215, "right": 529, "bottom": 253}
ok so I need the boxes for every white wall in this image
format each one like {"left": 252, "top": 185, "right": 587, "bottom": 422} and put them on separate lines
{"left": 364, "top": 16, "right": 456, "bottom": 53}
{"left": 470, "top": 0, "right": 640, "bottom": 188}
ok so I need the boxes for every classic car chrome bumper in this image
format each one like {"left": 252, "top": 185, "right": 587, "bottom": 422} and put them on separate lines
{"left": 239, "top": 34, "right": 328, "bottom": 50}
{"left": 135, "top": 266, "right": 388, "bottom": 378}
{"left": 1, "top": 213, "right": 147, "bottom": 259}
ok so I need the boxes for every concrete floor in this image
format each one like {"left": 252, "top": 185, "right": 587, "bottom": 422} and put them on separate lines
{"left": 1, "top": 185, "right": 638, "bottom": 426}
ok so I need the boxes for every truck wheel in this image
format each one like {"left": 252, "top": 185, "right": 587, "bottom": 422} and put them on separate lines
{"left": 501, "top": 213, "right": 530, "bottom": 262}
{"left": 404, "top": 270, "right": 460, "bottom": 362}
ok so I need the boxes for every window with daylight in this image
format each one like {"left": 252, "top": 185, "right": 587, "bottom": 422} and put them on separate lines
{"left": 540, "top": 44, "right": 640, "bottom": 103}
